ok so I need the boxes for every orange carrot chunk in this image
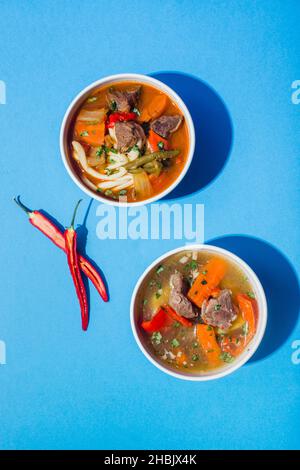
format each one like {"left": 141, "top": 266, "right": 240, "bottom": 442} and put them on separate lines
{"left": 221, "top": 294, "right": 257, "bottom": 357}
{"left": 75, "top": 120, "right": 105, "bottom": 146}
{"left": 140, "top": 94, "right": 168, "bottom": 121}
{"left": 187, "top": 257, "right": 227, "bottom": 308}
{"left": 148, "top": 129, "right": 169, "bottom": 152}
{"left": 196, "top": 324, "right": 221, "bottom": 366}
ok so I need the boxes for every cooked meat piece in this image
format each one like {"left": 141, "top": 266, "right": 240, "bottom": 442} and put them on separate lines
{"left": 169, "top": 272, "right": 198, "bottom": 319}
{"left": 151, "top": 115, "right": 183, "bottom": 138}
{"left": 201, "top": 289, "right": 237, "bottom": 330}
{"left": 107, "top": 86, "right": 141, "bottom": 112}
{"left": 114, "top": 121, "right": 146, "bottom": 152}
{"left": 170, "top": 272, "right": 189, "bottom": 294}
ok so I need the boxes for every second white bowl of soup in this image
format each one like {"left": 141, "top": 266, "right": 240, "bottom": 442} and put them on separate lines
{"left": 60, "top": 73, "right": 195, "bottom": 206}
{"left": 130, "top": 245, "right": 267, "bottom": 381}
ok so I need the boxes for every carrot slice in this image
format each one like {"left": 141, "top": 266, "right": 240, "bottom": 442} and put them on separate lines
{"left": 236, "top": 294, "right": 256, "bottom": 340}
{"left": 221, "top": 294, "right": 257, "bottom": 356}
{"left": 75, "top": 120, "right": 105, "bottom": 146}
{"left": 196, "top": 324, "right": 221, "bottom": 366}
{"left": 140, "top": 94, "right": 168, "bottom": 121}
{"left": 187, "top": 257, "right": 227, "bottom": 308}
{"left": 148, "top": 129, "right": 169, "bottom": 151}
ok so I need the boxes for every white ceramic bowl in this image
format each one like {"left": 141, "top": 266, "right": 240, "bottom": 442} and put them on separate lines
{"left": 60, "top": 73, "right": 195, "bottom": 207}
{"left": 130, "top": 244, "right": 267, "bottom": 381}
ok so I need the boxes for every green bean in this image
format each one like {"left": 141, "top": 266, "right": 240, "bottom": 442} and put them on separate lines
{"left": 123, "top": 150, "right": 180, "bottom": 170}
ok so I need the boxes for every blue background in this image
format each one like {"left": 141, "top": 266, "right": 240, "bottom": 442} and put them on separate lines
{"left": 0, "top": 0, "right": 299, "bottom": 450}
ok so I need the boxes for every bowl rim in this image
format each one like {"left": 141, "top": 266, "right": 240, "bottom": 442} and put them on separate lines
{"left": 130, "top": 244, "right": 268, "bottom": 381}
{"left": 60, "top": 73, "right": 195, "bottom": 207}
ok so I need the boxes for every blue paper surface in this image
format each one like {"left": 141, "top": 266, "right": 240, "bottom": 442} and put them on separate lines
{"left": 0, "top": 0, "right": 299, "bottom": 450}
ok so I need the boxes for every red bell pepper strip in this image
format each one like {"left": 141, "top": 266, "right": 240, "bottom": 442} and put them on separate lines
{"left": 141, "top": 304, "right": 193, "bottom": 333}
{"left": 162, "top": 304, "right": 193, "bottom": 327}
{"left": 107, "top": 111, "right": 136, "bottom": 128}
{"left": 64, "top": 200, "right": 89, "bottom": 331}
{"left": 141, "top": 307, "right": 173, "bottom": 332}
{"left": 14, "top": 196, "right": 108, "bottom": 302}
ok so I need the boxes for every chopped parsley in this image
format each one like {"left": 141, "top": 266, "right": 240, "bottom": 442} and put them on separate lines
{"left": 156, "top": 265, "right": 164, "bottom": 275}
{"left": 214, "top": 304, "right": 221, "bottom": 311}
{"left": 192, "top": 354, "right": 199, "bottom": 361}
{"left": 110, "top": 100, "right": 117, "bottom": 111}
{"left": 155, "top": 292, "right": 161, "bottom": 299}
{"left": 220, "top": 352, "right": 235, "bottom": 363}
{"left": 206, "top": 325, "right": 212, "bottom": 331}
{"left": 96, "top": 147, "right": 103, "bottom": 157}
{"left": 110, "top": 148, "right": 118, "bottom": 154}
{"left": 193, "top": 342, "right": 198, "bottom": 348}
{"left": 247, "top": 291, "right": 255, "bottom": 299}
{"left": 171, "top": 338, "right": 180, "bottom": 348}
{"left": 202, "top": 270, "right": 208, "bottom": 275}
{"left": 151, "top": 331, "right": 162, "bottom": 345}
{"left": 80, "top": 130, "right": 89, "bottom": 137}
{"left": 119, "top": 189, "right": 127, "bottom": 196}
{"left": 157, "top": 141, "right": 165, "bottom": 150}
{"left": 173, "top": 321, "right": 181, "bottom": 328}
{"left": 142, "top": 299, "right": 148, "bottom": 306}
{"left": 201, "top": 280, "right": 208, "bottom": 285}
{"left": 184, "top": 260, "right": 198, "bottom": 271}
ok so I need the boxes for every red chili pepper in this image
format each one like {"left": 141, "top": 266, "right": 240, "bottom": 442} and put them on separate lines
{"left": 14, "top": 196, "right": 108, "bottom": 302}
{"left": 64, "top": 200, "right": 89, "bottom": 331}
{"left": 107, "top": 111, "right": 136, "bottom": 128}
{"left": 141, "top": 305, "right": 193, "bottom": 333}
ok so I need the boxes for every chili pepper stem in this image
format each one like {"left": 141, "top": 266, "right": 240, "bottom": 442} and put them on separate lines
{"left": 13, "top": 196, "right": 32, "bottom": 215}
{"left": 69, "top": 199, "right": 82, "bottom": 229}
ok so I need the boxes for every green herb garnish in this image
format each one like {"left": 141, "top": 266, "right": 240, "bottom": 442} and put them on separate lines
{"left": 155, "top": 292, "right": 161, "bottom": 299}
{"left": 110, "top": 101, "right": 117, "bottom": 111}
{"left": 96, "top": 147, "right": 103, "bottom": 157}
{"left": 151, "top": 331, "right": 162, "bottom": 345}
{"left": 220, "top": 352, "right": 234, "bottom": 363}
{"left": 202, "top": 270, "right": 208, "bottom": 275}
{"left": 119, "top": 189, "right": 127, "bottom": 196}
{"left": 193, "top": 342, "right": 198, "bottom": 348}
{"left": 157, "top": 141, "right": 165, "bottom": 150}
{"left": 247, "top": 291, "right": 255, "bottom": 299}
{"left": 80, "top": 130, "right": 89, "bottom": 137}
{"left": 171, "top": 338, "right": 180, "bottom": 348}
{"left": 174, "top": 321, "right": 180, "bottom": 328}
{"left": 132, "top": 107, "right": 140, "bottom": 116}
{"left": 192, "top": 354, "right": 199, "bottom": 361}
{"left": 214, "top": 304, "right": 221, "bottom": 311}
{"left": 143, "top": 299, "right": 148, "bottom": 306}
{"left": 206, "top": 326, "right": 212, "bottom": 331}
{"left": 184, "top": 260, "right": 198, "bottom": 271}
{"left": 201, "top": 280, "right": 208, "bottom": 285}
{"left": 156, "top": 265, "right": 164, "bottom": 275}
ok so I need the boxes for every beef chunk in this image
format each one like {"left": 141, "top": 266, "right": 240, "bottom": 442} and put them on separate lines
{"left": 201, "top": 289, "right": 237, "bottom": 330}
{"left": 151, "top": 115, "right": 183, "bottom": 138}
{"left": 114, "top": 121, "right": 146, "bottom": 152}
{"left": 107, "top": 86, "right": 141, "bottom": 112}
{"left": 169, "top": 272, "right": 198, "bottom": 319}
